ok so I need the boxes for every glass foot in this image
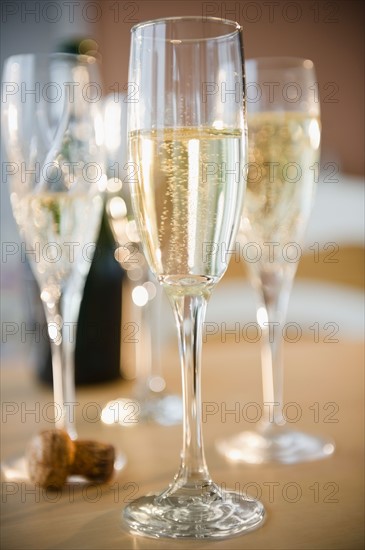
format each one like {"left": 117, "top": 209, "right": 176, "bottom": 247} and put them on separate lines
{"left": 101, "top": 394, "right": 183, "bottom": 427}
{"left": 142, "top": 394, "right": 183, "bottom": 425}
{"left": 123, "top": 488, "right": 265, "bottom": 539}
{"left": 1, "top": 451, "right": 127, "bottom": 483}
{"left": 216, "top": 426, "right": 335, "bottom": 465}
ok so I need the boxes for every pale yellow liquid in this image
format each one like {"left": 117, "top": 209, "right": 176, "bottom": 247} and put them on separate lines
{"left": 130, "top": 127, "right": 244, "bottom": 289}
{"left": 14, "top": 192, "right": 102, "bottom": 288}
{"left": 244, "top": 112, "right": 320, "bottom": 259}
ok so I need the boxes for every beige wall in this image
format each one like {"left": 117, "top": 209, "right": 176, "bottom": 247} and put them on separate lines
{"left": 98, "top": 0, "right": 364, "bottom": 177}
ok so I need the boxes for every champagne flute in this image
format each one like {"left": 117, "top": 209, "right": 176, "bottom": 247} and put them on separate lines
{"left": 216, "top": 57, "right": 335, "bottom": 464}
{"left": 1, "top": 53, "right": 109, "bottom": 478}
{"left": 101, "top": 93, "right": 182, "bottom": 426}
{"left": 122, "top": 17, "right": 265, "bottom": 539}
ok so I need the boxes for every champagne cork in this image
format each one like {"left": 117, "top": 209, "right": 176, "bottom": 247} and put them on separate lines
{"left": 27, "top": 429, "right": 116, "bottom": 489}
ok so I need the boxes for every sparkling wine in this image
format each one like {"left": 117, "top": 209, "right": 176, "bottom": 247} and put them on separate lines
{"left": 244, "top": 111, "right": 321, "bottom": 261}
{"left": 12, "top": 192, "right": 102, "bottom": 292}
{"left": 130, "top": 127, "right": 244, "bottom": 288}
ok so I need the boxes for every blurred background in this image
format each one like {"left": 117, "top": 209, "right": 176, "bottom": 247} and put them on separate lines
{"left": 1, "top": 0, "right": 364, "bottom": 368}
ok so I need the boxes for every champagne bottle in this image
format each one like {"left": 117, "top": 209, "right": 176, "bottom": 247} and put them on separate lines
{"left": 74, "top": 207, "right": 124, "bottom": 384}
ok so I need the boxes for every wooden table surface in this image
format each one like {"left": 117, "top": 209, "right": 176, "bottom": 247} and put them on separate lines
{"left": 1, "top": 339, "right": 364, "bottom": 549}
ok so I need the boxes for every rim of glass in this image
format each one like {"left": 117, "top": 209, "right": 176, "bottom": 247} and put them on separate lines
{"left": 246, "top": 56, "right": 315, "bottom": 70}
{"left": 131, "top": 16, "right": 242, "bottom": 41}
{"left": 3, "top": 52, "right": 97, "bottom": 65}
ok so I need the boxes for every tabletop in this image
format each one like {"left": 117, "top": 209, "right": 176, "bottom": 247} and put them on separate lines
{"left": 1, "top": 338, "right": 364, "bottom": 550}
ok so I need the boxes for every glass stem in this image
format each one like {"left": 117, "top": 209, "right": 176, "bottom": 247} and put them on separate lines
{"left": 148, "top": 283, "right": 165, "bottom": 391}
{"left": 43, "top": 293, "right": 78, "bottom": 440}
{"left": 258, "top": 272, "right": 293, "bottom": 428}
{"left": 168, "top": 291, "right": 210, "bottom": 485}
{"left": 134, "top": 293, "right": 152, "bottom": 401}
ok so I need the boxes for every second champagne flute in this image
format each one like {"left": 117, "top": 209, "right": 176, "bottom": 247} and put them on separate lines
{"left": 122, "top": 17, "right": 265, "bottom": 539}
{"left": 101, "top": 93, "right": 182, "bottom": 426}
{"left": 217, "top": 57, "right": 335, "bottom": 464}
{"left": 1, "top": 53, "right": 122, "bottom": 482}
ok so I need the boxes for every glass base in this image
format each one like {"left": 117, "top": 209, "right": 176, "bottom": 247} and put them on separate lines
{"left": 123, "top": 489, "right": 265, "bottom": 539}
{"left": 140, "top": 394, "right": 183, "bottom": 426}
{"left": 1, "top": 451, "right": 127, "bottom": 484}
{"left": 216, "top": 426, "right": 335, "bottom": 465}
{"left": 101, "top": 394, "right": 183, "bottom": 427}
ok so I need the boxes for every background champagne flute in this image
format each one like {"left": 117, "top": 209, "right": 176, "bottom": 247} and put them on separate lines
{"left": 217, "top": 57, "right": 335, "bottom": 464}
{"left": 122, "top": 17, "right": 265, "bottom": 539}
{"left": 101, "top": 93, "right": 182, "bottom": 426}
{"left": 1, "top": 53, "right": 106, "bottom": 476}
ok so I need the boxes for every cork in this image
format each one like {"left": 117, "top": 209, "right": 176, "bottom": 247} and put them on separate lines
{"left": 26, "top": 429, "right": 115, "bottom": 489}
